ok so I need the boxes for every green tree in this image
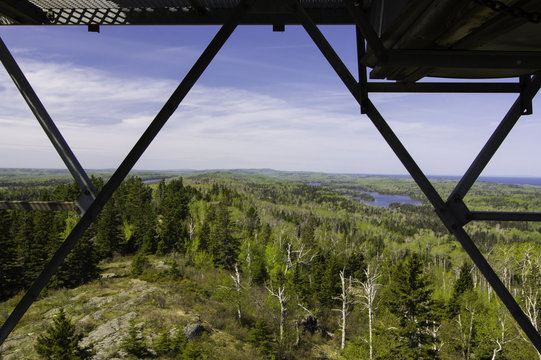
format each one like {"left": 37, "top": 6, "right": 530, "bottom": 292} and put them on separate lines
{"left": 245, "top": 205, "right": 260, "bottom": 237}
{"left": 131, "top": 251, "right": 150, "bottom": 276}
{"left": 157, "top": 178, "right": 190, "bottom": 254}
{"left": 247, "top": 319, "right": 276, "bottom": 358}
{"left": 35, "top": 308, "right": 94, "bottom": 359}
{"left": 121, "top": 321, "right": 152, "bottom": 358}
{"left": 209, "top": 202, "right": 239, "bottom": 270}
{"left": 53, "top": 216, "right": 99, "bottom": 289}
{"left": 386, "top": 253, "right": 438, "bottom": 359}
{"left": 96, "top": 197, "right": 123, "bottom": 258}
{"left": 196, "top": 220, "right": 211, "bottom": 252}
{"left": 116, "top": 177, "right": 157, "bottom": 254}
{"left": 0, "top": 210, "right": 20, "bottom": 300}
{"left": 448, "top": 263, "right": 474, "bottom": 318}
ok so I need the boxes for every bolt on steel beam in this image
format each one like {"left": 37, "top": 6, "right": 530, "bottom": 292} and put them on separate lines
{"left": 0, "top": 0, "right": 250, "bottom": 346}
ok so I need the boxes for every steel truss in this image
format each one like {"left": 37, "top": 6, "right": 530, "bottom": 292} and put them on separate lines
{"left": 0, "top": 0, "right": 540, "bottom": 354}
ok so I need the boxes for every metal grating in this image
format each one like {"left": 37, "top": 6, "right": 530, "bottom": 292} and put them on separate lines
{"left": 0, "top": 0, "right": 352, "bottom": 25}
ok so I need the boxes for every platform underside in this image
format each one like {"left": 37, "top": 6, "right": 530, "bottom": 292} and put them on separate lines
{"left": 1, "top": 0, "right": 541, "bottom": 80}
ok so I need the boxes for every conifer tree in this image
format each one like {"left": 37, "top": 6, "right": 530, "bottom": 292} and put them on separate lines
{"left": 35, "top": 308, "right": 94, "bottom": 359}
{"left": 53, "top": 215, "right": 99, "bottom": 289}
{"left": 13, "top": 210, "right": 38, "bottom": 287}
{"left": 158, "top": 178, "right": 190, "bottom": 254}
{"left": 0, "top": 209, "right": 20, "bottom": 300}
{"left": 96, "top": 198, "right": 123, "bottom": 258}
{"left": 196, "top": 221, "right": 211, "bottom": 252}
{"left": 209, "top": 202, "right": 239, "bottom": 270}
{"left": 448, "top": 263, "right": 474, "bottom": 318}
{"left": 247, "top": 319, "right": 276, "bottom": 358}
{"left": 121, "top": 321, "right": 152, "bottom": 358}
{"left": 386, "top": 253, "right": 438, "bottom": 358}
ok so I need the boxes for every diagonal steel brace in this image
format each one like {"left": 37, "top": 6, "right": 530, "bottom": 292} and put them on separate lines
{"left": 449, "top": 75, "right": 541, "bottom": 204}
{"left": 0, "top": 0, "right": 250, "bottom": 346}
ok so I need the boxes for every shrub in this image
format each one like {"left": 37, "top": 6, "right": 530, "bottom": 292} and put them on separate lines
{"left": 121, "top": 321, "right": 152, "bottom": 358}
{"left": 35, "top": 308, "right": 94, "bottom": 360}
{"left": 131, "top": 252, "right": 150, "bottom": 277}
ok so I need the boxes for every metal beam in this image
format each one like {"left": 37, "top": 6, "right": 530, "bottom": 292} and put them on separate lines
{"left": 0, "top": 0, "right": 249, "bottom": 347}
{"left": 0, "top": 36, "right": 96, "bottom": 213}
{"left": 356, "top": 28, "right": 368, "bottom": 114}
{"left": 344, "top": 0, "right": 387, "bottom": 62}
{"left": 366, "top": 82, "right": 522, "bottom": 93}
{"left": 0, "top": 201, "right": 76, "bottom": 211}
{"left": 375, "top": 49, "right": 541, "bottom": 70}
{"left": 469, "top": 211, "right": 541, "bottom": 222}
{"left": 295, "top": 3, "right": 541, "bottom": 352}
{"left": 448, "top": 75, "right": 541, "bottom": 203}
{"left": 45, "top": 7, "right": 353, "bottom": 26}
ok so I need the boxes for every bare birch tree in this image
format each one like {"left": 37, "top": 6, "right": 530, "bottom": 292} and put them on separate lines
{"left": 266, "top": 284, "right": 289, "bottom": 342}
{"left": 332, "top": 269, "right": 355, "bottom": 349}
{"left": 354, "top": 264, "right": 381, "bottom": 360}
{"left": 219, "top": 263, "right": 244, "bottom": 322}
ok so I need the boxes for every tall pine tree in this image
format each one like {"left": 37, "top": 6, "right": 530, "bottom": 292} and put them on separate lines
{"left": 209, "top": 202, "right": 239, "bottom": 270}
{"left": 386, "top": 253, "right": 439, "bottom": 359}
{"left": 0, "top": 209, "right": 20, "bottom": 300}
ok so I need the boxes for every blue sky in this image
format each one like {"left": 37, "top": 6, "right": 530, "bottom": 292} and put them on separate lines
{"left": 0, "top": 25, "right": 539, "bottom": 176}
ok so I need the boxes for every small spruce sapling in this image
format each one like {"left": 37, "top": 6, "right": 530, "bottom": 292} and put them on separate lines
{"left": 35, "top": 308, "right": 94, "bottom": 360}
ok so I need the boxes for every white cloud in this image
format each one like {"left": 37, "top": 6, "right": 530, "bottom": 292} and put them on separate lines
{"left": 0, "top": 47, "right": 539, "bottom": 176}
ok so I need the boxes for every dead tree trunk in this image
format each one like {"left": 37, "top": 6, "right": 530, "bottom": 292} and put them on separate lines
{"left": 267, "top": 285, "right": 288, "bottom": 342}
{"left": 355, "top": 264, "right": 381, "bottom": 360}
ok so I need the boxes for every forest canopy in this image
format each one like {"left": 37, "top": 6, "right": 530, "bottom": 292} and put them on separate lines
{"left": 1, "top": 169, "right": 540, "bottom": 359}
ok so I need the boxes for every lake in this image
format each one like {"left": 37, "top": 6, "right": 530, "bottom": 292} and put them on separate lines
{"left": 353, "top": 191, "right": 421, "bottom": 208}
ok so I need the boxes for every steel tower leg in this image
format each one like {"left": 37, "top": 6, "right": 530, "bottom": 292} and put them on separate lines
{"left": 0, "top": 1, "right": 249, "bottom": 346}
{"left": 294, "top": 1, "right": 541, "bottom": 353}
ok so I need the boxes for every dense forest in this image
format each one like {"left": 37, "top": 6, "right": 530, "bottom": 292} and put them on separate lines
{"left": 0, "top": 170, "right": 540, "bottom": 359}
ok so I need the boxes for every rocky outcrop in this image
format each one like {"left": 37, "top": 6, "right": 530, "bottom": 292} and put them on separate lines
{"left": 80, "top": 312, "right": 136, "bottom": 360}
{"left": 184, "top": 323, "right": 206, "bottom": 340}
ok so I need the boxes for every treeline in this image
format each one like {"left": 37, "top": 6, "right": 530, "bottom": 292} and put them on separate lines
{"left": 1, "top": 175, "right": 540, "bottom": 359}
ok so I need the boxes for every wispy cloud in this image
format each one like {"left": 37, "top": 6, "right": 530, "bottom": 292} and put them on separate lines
{"left": 0, "top": 27, "right": 539, "bottom": 176}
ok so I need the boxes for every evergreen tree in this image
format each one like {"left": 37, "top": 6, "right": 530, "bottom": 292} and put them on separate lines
{"left": 121, "top": 321, "right": 152, "bottom": 358}
{"left": 53, "top": 215, "right": 99, "bottom": 289}
{"left": 0, "top": 210, "right": 20, "bottom": 300}
{"left": 448, "top": 262, "right": 474, "bottom": 318}
{"left": 35, "top": 308, "right": 94, "bottom": 359}
{"left": 157, "top": 179, "right": 190, "bottom": 254}
{"left": 245, "top": 205, "right": 260, "bottom": 237}
{"left": 209, "top": 202, "right": 239, "bottom": 270}
{"left": 153, "top": 330, "right": 173, "bottom": 357}
{"left": 386, "top": 253, "right": 438, "bottom": 359}
{"left": 13, "top": 210, "right": 38, "bottom": 287}
{"left": 116, "top": 177, "right": 157, "bottom": 254}
{"left": 196, "top": 221, "right": 211, "bottom": 252}
{"left": 96, "top": 197, "right": 123, "bottom": 258}
{"left": 311, "top": 252, "right": 341, "bottom": 307}
{"left": 251, "top": 245, "right": 269, "bottom": 286}
{"left": 300, "top": 215, "right": 317, "bottom": 248}
{"left": 131, "top": 251, "right": 150, "bottom": 276}
{"left": 247, "top": 319, "right": 276, "bottom": 358}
